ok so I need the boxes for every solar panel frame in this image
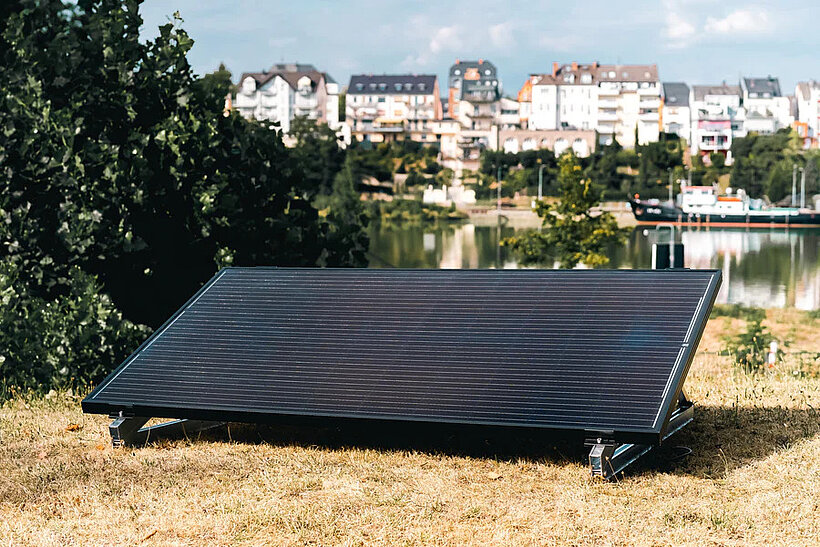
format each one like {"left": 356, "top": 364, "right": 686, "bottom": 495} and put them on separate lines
{"left": 82, "top": 267, "right": 721, "bottom": 446}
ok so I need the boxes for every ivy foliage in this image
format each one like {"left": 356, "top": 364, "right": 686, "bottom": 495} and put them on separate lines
{"left": 0, "top": 0, "right": 367, "bottom": 392}
{"left": 502, "top": 153, "right": 626, "bottom": 268}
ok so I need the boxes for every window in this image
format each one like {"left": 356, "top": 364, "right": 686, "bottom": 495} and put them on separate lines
{"left": 378, "top": 83, "right": 386, "bottom": 91}
{"left": 485, "top": 69, "right": 491, "bottom": 75}
{"left": 356, "top": 83, "right": 363, "bottom": 91}
{"left": 418, "top": 83, "right": 426, "bottom": 91}
{"left": 581, "top": 73, "right": 591, "bottom": 84}
{"left": 369, "top": 83, "right": 376, "bottom": 90}
{"left": 609, "top": 71, "right": 616, "bottom": 78}
{"left": 394, "top": 83, "right": 402, "bottom": 91}
{"left": 404, "top": 83, "right": 412, "bottom": 91}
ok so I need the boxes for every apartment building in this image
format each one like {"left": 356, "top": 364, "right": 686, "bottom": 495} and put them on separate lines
{"left": 690, "top": 84, "right": 743, "bottom": 159}
{"left": 740, "top": 77, "right": 793, "bottom": 134}
{"left": 345, "top": 74, "right": 442, "bottom": 144}
{"left": 529, "top": 62, "right": 660, "bottom": 148}
{"left": 795, "top": 81, "right": 820, "bottom": 148}
{"left": 234, "top": 63, "right": 340, "bottom": 133}
{"left": 661, "top": 82, "right": 690, "bottom": 141}
{"left": 447, "top": 59, "right": 501, "bottom": 118}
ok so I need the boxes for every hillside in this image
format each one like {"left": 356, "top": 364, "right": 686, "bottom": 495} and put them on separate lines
{"left": 1, "top": 309, "right": 818, "bottom": 546}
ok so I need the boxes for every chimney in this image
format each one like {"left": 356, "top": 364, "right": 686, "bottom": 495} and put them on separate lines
{"left": 593, "top": 62, "right": 598, "bottom": 69}
{"left": 455, "top": 58, "right": 460, "bottom": 64}
{"left": 479, "top": 59, "right": 484, "bottom": 64}
{"left": 552, "top": 62, "right": 560, "bottom": 76}
{"left": 571, "top": 61, "right": 578, "bottom": 71}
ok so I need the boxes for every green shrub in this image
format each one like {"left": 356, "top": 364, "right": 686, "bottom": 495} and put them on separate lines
{"left": 710, "top": 303, "right": 766, "bottom": 321}
{"left": 720, "top": 313, "right": 779, "bottom": 373}
{"left": 0, "top": 262, "right": 149, "bottom": 395}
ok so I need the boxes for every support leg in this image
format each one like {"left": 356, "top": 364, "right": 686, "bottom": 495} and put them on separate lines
{"left": 108, "top": 413, "right": 225, "bottom": 447}
{"left": 589, "top": 441, "right": 653, "bottom": 480}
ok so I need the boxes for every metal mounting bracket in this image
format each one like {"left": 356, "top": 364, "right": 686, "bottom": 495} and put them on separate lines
{"left": 108, "top": 412, "right": 225, "bottom": 448}
{"left": 588, "top": 391, "right": 695, "bottom": 480}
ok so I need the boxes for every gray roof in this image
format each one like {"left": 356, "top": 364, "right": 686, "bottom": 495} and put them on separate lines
{"left": 662, "top": 82, "right": 690, "bottom": 107}
{"left": 348, "top": 74, "right": 438, "bottom": 95}
{"left": 742, "top": 77, "right": 782, "bottom": 98}
{"left": 692, "top": 84, "right": 740, "bottom": 102}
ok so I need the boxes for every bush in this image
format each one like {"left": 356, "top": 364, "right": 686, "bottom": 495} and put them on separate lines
{"left": 0, "top": 262, "right": 149, "bottom": 395}
{"left": 720, "top": 310, "right": 780, "bottom": 373}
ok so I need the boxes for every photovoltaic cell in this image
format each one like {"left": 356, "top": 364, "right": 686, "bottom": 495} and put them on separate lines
{"left": 82, "top": 268, "right": 721, "bottom": 444}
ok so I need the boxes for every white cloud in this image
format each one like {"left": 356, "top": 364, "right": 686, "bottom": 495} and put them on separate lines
{"left": 664, "top": 12, "right": 697, "bottom": 47}
{"left": 488, "top": 22, "right": 515, "bottom": 50}
{"left": 429, "top": 25, "right": 463, "bottom": 54}
{"left": 704, "top": 9, "right": 771, "bottom": 35}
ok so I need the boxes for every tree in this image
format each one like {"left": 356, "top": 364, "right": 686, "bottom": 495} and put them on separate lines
{"left": 289, "top": 116, "right": 346, "bottom": 194}
{"left": 503, "top": 153, "right": 626, "bottom": 268}
{"left": 0, "top": 0, "right": 367, "bottom": 392}
{"left": 192, "top": 62, "right": 234, "bottom": 110}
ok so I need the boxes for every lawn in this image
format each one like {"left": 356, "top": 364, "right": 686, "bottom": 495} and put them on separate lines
{"left": 1, "top": 309, "right": 818, "bottom": 546}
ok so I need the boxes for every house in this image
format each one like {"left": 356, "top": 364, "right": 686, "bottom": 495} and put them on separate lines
{"left": 740, "top": 77, "right": 793, "bottom": 134}
{"left": 690, "top": 84, "right": 743, "bottom": 160}
{"left": 795, "top": 81, "right": 819, "bottom": 148}
{"left": 345, "top": 74, "right": 443, "bottom": 144}
{"left": 234, "top": 63, "right": 340, "bottom": 133}
{"left": 661, "top": 82, "right": 690, "bottom": 141}
{"left": 529, "top": 62, "right": 661, "bottom": 148}
{"left": 447, "top": 59, "right": 502, "bottom": 118}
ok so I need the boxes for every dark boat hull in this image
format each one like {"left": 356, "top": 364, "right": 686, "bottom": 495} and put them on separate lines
{"left": 628, "top": 199, "right": 820, "bottom": 228}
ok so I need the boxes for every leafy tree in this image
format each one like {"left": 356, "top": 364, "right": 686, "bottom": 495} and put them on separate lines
{"left": 503, "top": 153, "right": 626, "bottom": 268}
{"left": 0, "top": 0, "right": 367, "bottom": 392}
{"left": 0, "top": 262, "right": 149, "bottom": 393}
{"left": 192, "top": 62, "right": 234, "bottom": 110}
{"left": 730, "top": 129, "right": 798, "bottom": 199}
{"left": 289, "top": 116, "right": 345, "bottom": 194}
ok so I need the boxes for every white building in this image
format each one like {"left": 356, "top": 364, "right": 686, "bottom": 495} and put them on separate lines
{"left": 740, "top": 77, "right": 793, "bottom": 134}
{"left": 795, "top": 81, "right": 820, "bottom": 148}
{"left": 529, "top": 62, "right": 660, "bottom": 148}
{"left": 661, "top": 82, "right": 690, "bottom": 141}
{"left": 345, "top": 74, "right": 442, "bottom": 145}
{"left": 690, "top": 84, "right": 744, "bottom": 160}
{"left": 234, "top": 63, "right": 340, "bottom": 133}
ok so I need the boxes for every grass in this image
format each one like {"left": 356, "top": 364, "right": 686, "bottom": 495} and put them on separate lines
{"left": 1, "top": 310, "right": 819, "bottom": 545}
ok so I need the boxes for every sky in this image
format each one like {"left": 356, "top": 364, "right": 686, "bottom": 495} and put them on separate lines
{"left": 140, "top": 0, "right": 820, "bottom": 95}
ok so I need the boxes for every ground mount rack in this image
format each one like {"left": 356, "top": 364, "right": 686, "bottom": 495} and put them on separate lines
{"left": 82, "top": 267, "right": 721, "bottom": 480}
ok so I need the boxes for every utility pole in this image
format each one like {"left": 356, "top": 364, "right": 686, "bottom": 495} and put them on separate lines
{"left": 792, "top": 164, "right": 798, "bottom": 207}
{"left": 801, "top": 166, "right": 807, "bottom": 209}
{"left": 538, "top": 163, "right": 546, "bottom": 201}
{"left": 497, "top": 165, "right": 503, "bottom": 213}
{"left": 668, "top": 168, "right": 673, "bottom": 205}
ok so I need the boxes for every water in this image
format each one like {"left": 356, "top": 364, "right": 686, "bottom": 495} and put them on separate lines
{"left": 368, "top": 221, "right": 820, "bottom": 310}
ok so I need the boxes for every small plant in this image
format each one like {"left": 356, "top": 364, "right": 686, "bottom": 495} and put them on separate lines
{"left": 721, "top": 309, "right": 780, "bottom": 373}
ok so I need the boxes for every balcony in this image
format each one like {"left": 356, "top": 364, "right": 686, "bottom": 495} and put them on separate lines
{"left": 639, "top": 110, "right": 659, "bottom": 120}
{"left": 639, "top": 98, "right": 661, "bottom": 109}
{"left": 598, "top": 99, "right": 618, "bottom": 108}
{"left": 598, "top": 110, "right": 618, "bottom": 121}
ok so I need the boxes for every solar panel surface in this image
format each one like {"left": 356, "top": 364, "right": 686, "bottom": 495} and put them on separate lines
{"left": 83, "top": 268, "right": 720, "bottom": 443}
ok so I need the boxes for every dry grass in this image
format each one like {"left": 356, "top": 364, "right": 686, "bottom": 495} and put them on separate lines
{"left": 1, "top": 311, "right": 819, "bottom": 546}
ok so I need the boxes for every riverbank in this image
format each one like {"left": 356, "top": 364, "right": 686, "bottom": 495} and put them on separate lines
{"left": 465, "top": 200, "right": 637, "bottom": 228}
{"left": 1, "top": 309, "right": 818, "bottom": 545}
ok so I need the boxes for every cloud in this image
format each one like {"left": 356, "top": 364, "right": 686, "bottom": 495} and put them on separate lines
{"left": 704, "top": 9, "right": 771, "bottom": 35}
{"left": 664, "top": 12, "right": 697, "bottom": 48}
{"left": 429, "top": 25, "right": 463, "bottom": 54}
{"left": 488, "top": 22, "right": 515, "bottom": 50}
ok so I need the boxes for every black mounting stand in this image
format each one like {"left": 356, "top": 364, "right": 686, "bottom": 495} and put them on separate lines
{"left": 588, "top": 392, "right": 694, "bottom": 480}
{"left": 108, "top": 412, "right": 225, "bottom": 448}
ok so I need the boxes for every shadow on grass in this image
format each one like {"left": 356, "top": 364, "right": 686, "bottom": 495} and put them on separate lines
{"left": 163, "top": 403, "right": 818, "bottom": 480}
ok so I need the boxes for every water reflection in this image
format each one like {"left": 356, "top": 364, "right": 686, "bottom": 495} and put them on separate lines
{"left": 367, "top": 222, "right": 820, "bottom": 310}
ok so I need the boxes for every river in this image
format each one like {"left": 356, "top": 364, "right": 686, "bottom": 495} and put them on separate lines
{"left": 368, "top": 220, "right": 820, "bottom": 310}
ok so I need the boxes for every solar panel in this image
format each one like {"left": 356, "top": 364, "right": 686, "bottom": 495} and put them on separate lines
{"left": 83, "top": 268, "right": 720, "bottom": 451}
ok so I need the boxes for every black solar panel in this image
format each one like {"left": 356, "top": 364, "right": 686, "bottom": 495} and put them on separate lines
{"left": 83, "top": 268, "right": 721, "bottom": 444}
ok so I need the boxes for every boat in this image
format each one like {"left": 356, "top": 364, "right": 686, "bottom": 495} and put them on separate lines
{"left": 628, "top": 185, "right": 820, "bottom": 228}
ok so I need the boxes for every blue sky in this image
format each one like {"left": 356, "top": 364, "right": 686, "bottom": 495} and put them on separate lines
{"left": 140, "top": 0, "right": 820, "bottom": 95}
